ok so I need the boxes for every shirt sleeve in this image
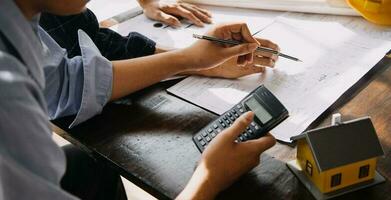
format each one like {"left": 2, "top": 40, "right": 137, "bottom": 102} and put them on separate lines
{"left": 96, "top": 29, "right": 156, "bottom": 60}
{"left": 42, "top": 29, "right": 113, "bottom": 128}
{"left": 40, "top": 9, "right": 156, "bottom": 60}
{"left": 0, "top": 52, "right": 76, "bottom": 200}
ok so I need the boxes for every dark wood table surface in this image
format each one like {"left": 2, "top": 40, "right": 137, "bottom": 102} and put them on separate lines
{"left": 53, "top": 55, "right": 391, "bottom": 200}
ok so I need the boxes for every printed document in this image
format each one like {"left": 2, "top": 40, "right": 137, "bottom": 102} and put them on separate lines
{"left": 167, "top": 17, "right": 391, "bottom": 142}
{"left": 183, "top": 0, "right": 357, "bottom": 16}
{"left": 110, "top": 6, "right": 280, "bottom": 49}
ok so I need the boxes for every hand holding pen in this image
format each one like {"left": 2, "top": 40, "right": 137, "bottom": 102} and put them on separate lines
{"left": 185, "top": 23, "right": 283, "bottom": 78}
{"left": 193, "top": 34, "right": 301, "bottom": 62}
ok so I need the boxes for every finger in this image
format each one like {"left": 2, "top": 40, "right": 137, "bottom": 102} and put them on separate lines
{"left": 255, "top": 50, "right": 274, "bottom": 59}
{"left": 224, "top": 112, "right": 254, "bottom": 140}
{"left": 250, "top": 65, "right": 266, "bottom": 73}
{"left": 222, "top": 31, "right": 232, "bottom": 48}
{"left": 257, "top": 38, "right": 279, "bottom": 50}
{"left": 155, "top": 11, "right": 181, "bottom": 27}
{"left": 241, "top": 24, "right": 259, "bottom": 44}
{"left": 190, "top": 4, "right": 212, "bottom": 17}
{"left": 170, "top": 5, "right": 204, "bottom": 26}
{"left": 246, "top": 133, "right": 276, "bottom": 153}
{"left": 221, "top": 23, "right": 258, "bottom": 44}
{"left": 181, "top": 4, "right": 212, "bottom": 24}
{"left": 245, "top": 52, "right": 253, "bottom": 63}
{"left": 232, "top": 32, "right": 243, "bottom": 41}
{"left": 253, "top": 56, "right": 275, "bottom": 68}
{"left": 256, "top": 38, "right": 279, "bottom": 60}
{"left": 223, "top": 43, "right": 258, "bottom": 59}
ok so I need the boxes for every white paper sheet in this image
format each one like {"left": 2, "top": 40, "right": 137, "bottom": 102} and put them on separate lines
{"left": 87, "top": 0, "right": 139, "bottom": 22}
{"left": 110, "top": 6, "right": 281, "bottom": 49}
{"left": 167, "top": 17, "right": 391, "bottom": 142}
{"left": 183, "top": 0, "right": 358, "bottom": 16}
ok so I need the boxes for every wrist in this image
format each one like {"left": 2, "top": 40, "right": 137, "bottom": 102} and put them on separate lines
{"left": 177, "top": 163, "right": 220, "bottom": 200}
{"left": 171, "top": 48, "right": 199, "bottom": 73}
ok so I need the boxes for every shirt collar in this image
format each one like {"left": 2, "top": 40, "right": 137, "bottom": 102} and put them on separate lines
{"left": 0, "top": 0, "right": 45, "bottom": 89}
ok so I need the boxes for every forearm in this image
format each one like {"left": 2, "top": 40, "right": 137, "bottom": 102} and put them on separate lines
{"left": 110, "top": 49, "right": 190, "bottom": 100}
{"left": 154, "top": 47, "right": 209, "bottom": 76}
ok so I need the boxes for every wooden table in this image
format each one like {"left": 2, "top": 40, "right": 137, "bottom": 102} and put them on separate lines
{"left": 53, "top": 55, "right": 391, "bottom": 200}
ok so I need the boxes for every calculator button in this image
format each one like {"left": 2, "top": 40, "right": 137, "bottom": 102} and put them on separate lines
{"left": 244, "top": 133, "right": 249, "bottom": 138}
{"left": 218, "top": 119, "right": 223, "bottom": 123}
{"left": 232, "top": 109, "right": 237, "bottom": 114}
{"left": 227, "top": 112, "right": 232, "bottom": 117}
{"left": 248, "top": 129, "right": 253, "bottom": 134}
{"left": 206, "top": 136, "right": 211, "bottom": 142}
{"left": 197, "top": 135, "right": 202, "bottom": 141}
{"left": 216, "top": 128, "right": 222, "bottom": 133}
{"left": 223, "top": 116, "right": 228, "bottom": 120}
{"left": 221, "top": 123, "right": 226, "bottom": 128}
{"left": 239, "top": 109, "right": 244, "bottom": 113}
{"left": 213, "top": 123, "right": 218, "bottom": 129}
{"left": 202, "top": 131, "right": 208, "bottom": 137}
{"left": 251, "top": 122, "right": 257, "bottom": 127}
{"left": 226, "top": 120, "right": 231, "bottom": 125}
{"left": 246, "top": 127, "right": 250, "bottom": 131}
{"left": 254, "top": 125, "right": 260, "bottom": 130}
{"left": 234, "top": 113, "right": 239, "bottom": 117}
{"left": 236, "top": 104, "right": 242, "bottom": 109}
{"left": 211, "top": 132, "right": 216, "bottom": 138}
{"left": 200, "top": 140, "right": 206, "bottom": 146}
{"left": 239, "top": 136, "right": 244, "bottom": 141}
{"left": 230, "top": 116, "right": 235, "bottom": 121}
{"left": 207, "top": 128, "right": 213, "bottom": 133}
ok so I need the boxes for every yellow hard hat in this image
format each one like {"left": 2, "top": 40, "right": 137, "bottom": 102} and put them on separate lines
{"left": 346, "top": 0, "right": 391, "bottom": 25}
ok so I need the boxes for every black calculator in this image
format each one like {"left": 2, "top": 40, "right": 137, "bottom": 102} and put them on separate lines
{"left": 193, "top": 85, "right": 289, "bottom": 152}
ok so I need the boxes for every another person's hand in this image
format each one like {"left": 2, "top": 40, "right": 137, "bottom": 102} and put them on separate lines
{"left": 182, "top": 23, "right": 261, "bottom": 72}
{"left": 177, "top": 112, "right": 276, "bottom": 200}
{"left": 194, "top": 38, "right": 279, "bottom": 78}
{"left": 138, "top": 0, "right": 212, "bottom": 27}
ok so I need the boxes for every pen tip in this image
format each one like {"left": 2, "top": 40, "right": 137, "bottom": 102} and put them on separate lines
{"left": 193, "top": 34, "right": 202, "bottom": 39}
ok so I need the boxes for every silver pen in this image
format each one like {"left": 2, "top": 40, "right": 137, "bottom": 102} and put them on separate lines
{"left": 193, "top": 34, "right": 302, "bottom": 62}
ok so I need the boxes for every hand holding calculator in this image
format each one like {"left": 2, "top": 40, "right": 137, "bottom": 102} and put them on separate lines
{"left": 193, "top": 85, "right": 289, "bottom": 152}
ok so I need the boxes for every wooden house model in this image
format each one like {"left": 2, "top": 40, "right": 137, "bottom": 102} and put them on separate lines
{"left": 287, "top": 114, "right": 385, "bottom": 199}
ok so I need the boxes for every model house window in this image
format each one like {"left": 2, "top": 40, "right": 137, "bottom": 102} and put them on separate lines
{"left": 359, "top": 165, "right": 370, "bottom": 178}
{"left": 331, "top": 173, "right": 342, "bottom": 187}
{"left": 305, "top": 160, "right": 313, "bottom": 176}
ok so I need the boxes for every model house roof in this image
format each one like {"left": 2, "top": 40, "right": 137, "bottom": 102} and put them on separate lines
{"left": 291, "top": 117, "right": 384, "bottom": 172}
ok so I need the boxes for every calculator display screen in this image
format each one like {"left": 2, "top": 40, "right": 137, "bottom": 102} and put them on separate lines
{"left": 245, "top": 97, "right": 272, "bottom": 124}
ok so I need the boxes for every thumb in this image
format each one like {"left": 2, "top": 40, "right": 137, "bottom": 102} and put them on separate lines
{"left": 155, "top": 11, "right": 181, "bottom": 27}
{"left": 222, "top": 43, "right": 258, "bottom": 58}
{"left": 224, "top": 111, "right": 254, "bottom": 140}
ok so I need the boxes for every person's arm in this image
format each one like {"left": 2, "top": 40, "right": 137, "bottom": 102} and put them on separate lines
{"left": 110, "top": 22, "right": 260, "bottom": 100}
{"left": 177, "top": 112, "right": 276, "bottom": 199}
{"left": 43, "top": 23, "right": 260, "bottom": 127}
{"left": 110, "top": 49, "right": 189, "bottom": 100}
{"left": 0, "top": 53, "right": 75, "bottom": 200}
{"left": 137, "top": 0, "right": 212, "bottom": 27}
